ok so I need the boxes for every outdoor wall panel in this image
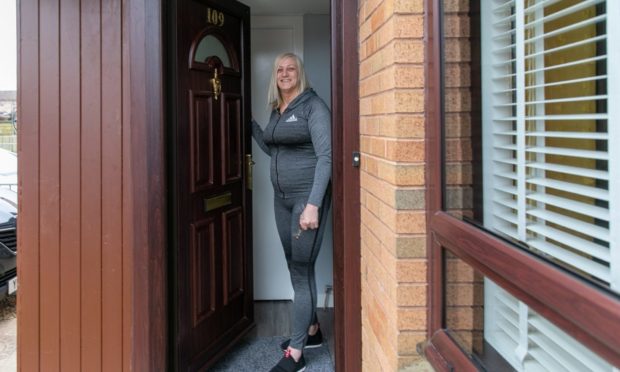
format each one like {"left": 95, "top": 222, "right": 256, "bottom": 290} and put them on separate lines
{"left": 80, "top": 0, "right": 103, "bottom": 369}
{"left": 60, "top": 0, "right": 82, "bottom": 371}
{"left": 17, "top": 0, "right": 41, "bottom": 370}
{"left": 18, "top": 0, "right": 132, "bottom": 370}
{"left": 102, "top": 0, "right": 125, "bottom": 370}
{"left": 128, "top": 0, "right": 167, "bottom": 369}
{"left": 38, "top": 0, "right": 61, "bottom": 369}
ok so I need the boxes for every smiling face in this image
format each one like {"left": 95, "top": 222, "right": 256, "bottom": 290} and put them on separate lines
{"left": 276, "top": 57, "right": 299, "bottom": 95}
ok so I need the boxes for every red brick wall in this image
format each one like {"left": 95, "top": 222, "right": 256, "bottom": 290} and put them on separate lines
{"left": 358, "top": 0, "right": 428, "bottom": 369}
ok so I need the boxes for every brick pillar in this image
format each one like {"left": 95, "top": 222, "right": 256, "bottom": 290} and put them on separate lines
{"left": 358, "top": 0, "right": 428, "bottom": 370}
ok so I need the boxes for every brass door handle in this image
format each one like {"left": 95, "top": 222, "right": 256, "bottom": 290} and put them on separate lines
{"left": 210, "top": 69, "right": 221, "bottom": 100}
{"left": 246, "top": 154, "right": 255, "bottom": 190}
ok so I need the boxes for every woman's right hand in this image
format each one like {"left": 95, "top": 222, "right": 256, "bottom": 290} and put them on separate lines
{"left": 299, "top": 203, "right": 319, "bottom": 230}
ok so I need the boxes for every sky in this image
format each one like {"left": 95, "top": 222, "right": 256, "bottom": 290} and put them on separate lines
{"left": 0, "top": 0, "right": 17, "bottom": 91}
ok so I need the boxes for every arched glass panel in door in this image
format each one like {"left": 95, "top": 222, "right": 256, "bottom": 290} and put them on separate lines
{"left": 193, "top": 34, "right": 231, "bottom": 67}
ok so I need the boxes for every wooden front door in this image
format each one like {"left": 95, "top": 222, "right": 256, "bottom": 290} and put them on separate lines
{"left": 174, "top": 0, "right": 253, "bottom": 370}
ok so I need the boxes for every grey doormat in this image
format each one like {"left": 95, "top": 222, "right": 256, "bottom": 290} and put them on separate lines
{"left": 208, "top": 336, "right": 334, "bottom": 372}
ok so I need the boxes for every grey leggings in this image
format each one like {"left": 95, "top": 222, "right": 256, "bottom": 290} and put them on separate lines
{"left": 273, "top": 187, "right": 331, "bottom": 350}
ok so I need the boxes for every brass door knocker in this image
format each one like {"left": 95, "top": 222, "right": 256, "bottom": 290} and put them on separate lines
{"left": 211, "top": 69, "right": 222, "bottom": 100}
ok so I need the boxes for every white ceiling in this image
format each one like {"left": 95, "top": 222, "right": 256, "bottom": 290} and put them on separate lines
{"left": 239, "top": 0, "right": 329, "bottom": 15}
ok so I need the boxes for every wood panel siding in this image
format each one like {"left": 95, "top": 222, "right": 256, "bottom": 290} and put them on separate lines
{"left": 17, "top": 0, "right": 166, "bottom": 371}
{"left": 81, "top": 0, "right": 104, "bottom": 369}
{"left": 17, "top": 0, "right": 41, "bottom": 369}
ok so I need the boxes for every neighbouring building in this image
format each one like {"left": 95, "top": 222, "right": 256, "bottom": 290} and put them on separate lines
{"left": 0, "top": 91, "right": 16, "bottom": 113}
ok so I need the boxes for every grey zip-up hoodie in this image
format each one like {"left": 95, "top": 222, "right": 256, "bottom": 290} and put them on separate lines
{"left": 251, "top": 88, "right": 331, "bottom": 206}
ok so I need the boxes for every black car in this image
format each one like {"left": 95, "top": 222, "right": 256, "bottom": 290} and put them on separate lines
{"left": 0, "top": 194, "right": 17, "bottom": 300}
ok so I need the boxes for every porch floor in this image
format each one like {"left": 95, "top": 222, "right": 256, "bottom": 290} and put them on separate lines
{"left": 207, "top": 300, "right": 335, "bottom": 371}
{"left": 248, "top": 301, "right": 334, "bottom": 357}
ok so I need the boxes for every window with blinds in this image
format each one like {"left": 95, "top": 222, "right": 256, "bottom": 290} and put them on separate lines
{"left": 484, "top": 279, "right": 614, "bottom": 371}
{"left": 481, "top": 0, "right": 618, "bottom": 291}
{"left": 479, "top": 0, "right": 619, "bottom": 370}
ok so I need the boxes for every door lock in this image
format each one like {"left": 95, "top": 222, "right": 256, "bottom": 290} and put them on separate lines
{"left": 246, "top": 154, "right": 255, "bottom": 190}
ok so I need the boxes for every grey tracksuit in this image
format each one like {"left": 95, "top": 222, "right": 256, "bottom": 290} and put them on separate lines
{"left": 251, "top": 88, "right": 331, "bottom": 350}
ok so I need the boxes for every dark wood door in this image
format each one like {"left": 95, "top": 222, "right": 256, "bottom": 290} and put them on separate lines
{"left": 174, "top": 0, "right": 253, "bottom": 370}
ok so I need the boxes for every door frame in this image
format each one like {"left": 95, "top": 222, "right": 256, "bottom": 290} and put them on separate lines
{"left": 330, "top": 0, "right": 361, "bottom": 370}
{"left": 129, "top": 0, "right": 360, "bottom": 370}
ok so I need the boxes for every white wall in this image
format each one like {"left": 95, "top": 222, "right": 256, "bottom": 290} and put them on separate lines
{"left": 303, "top": 14, "right": 333, "bottom": 308}
{"left": 250, "top": 16, "right": 302, "bottom": 301}
{"left": 303, "top": 15, "right": 331, "bottom": 108}
{"left": 250, "top": 15, "right": 334, "bottom": 307}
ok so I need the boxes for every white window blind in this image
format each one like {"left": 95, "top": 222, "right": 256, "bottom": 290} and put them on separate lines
{"left": 481, "top": 0, "right": 618, "bottom": 289}
{"left": 480, "top": 0, "right": 619, "bottom": 370}
{"left": 484, "top": 279, "right": 615, "bottom": 371}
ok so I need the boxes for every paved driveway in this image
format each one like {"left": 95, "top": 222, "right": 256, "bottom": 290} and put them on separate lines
{"left": 0, "top": 295, "right": 16, "bottom": 371}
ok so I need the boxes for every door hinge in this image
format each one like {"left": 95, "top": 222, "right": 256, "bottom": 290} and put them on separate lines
{"left": 352, "top": 151, "right": 361, "bottom": 168}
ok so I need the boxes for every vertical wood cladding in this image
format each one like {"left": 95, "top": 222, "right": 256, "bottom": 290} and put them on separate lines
{"left": 18, "top": 0, "right": 132, "bottom": 370}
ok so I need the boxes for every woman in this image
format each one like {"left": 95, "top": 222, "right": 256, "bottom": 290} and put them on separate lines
{"left": 251, "top": 52, "right": 331, "bottom": 372}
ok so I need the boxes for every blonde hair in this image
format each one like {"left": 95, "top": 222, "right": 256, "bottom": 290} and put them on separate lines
{"left": 267, "top": 52, "right": 310, "bottom": 109}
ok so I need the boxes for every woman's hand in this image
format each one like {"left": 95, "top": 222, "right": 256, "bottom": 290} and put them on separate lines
{"left": 299, "top": 204, "right": 319, "bottom": 230}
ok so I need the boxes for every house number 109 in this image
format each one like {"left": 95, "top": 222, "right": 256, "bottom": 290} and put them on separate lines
{"left": 207, "top": 8, "right": 225, "bottom": 26}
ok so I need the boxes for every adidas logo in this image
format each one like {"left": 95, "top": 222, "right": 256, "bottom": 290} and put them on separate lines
{"left": 285, "top": 114, "right": 298, "bottom": 122}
